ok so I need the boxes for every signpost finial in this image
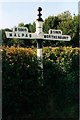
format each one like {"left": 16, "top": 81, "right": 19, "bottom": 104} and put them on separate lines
{"left": 37, "top": 7, "right": 43, "bottom": 22}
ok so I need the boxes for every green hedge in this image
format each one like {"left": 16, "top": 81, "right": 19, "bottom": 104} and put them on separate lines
{"left": 2, "top": 46, "right": 79, "bottom": 120}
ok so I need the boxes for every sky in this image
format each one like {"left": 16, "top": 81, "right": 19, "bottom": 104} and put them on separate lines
{"left": 0, "top": 1, "right": 79, "bottom": 29}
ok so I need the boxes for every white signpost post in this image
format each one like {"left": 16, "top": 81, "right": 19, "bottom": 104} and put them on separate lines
{"left": 5, "top": 7, "right": 71, "bottom": 83}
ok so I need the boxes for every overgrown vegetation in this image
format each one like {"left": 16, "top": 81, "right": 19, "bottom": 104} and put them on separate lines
{"left": 2, "top": 46, "right": 79, "bottom": 120}
{"left": 1, "top": 9, "right": 79, "bottom": 120}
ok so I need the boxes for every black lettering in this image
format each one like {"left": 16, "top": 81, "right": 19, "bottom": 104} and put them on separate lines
{"left": 22, "top": 33, "right": 24, "bottom": 37}
{"left": 44, "top": 35, "right": 46, "bottom": 38}
{"left": 53, "top": 31, "right": 56, "bottom": 34}
{"left": 18, "top": 28, "right": 22, "bottom": 31}
{"left": 9, "top": 33, "right": 12, "bottom": 37}
{"left": 14, "top": 33, "right": 17, "bottom": 37}
{"left": 24, "top": 29, "right": 26, "bottom": 32}
{"left": 53, "top": 36, "right": 55, "bottom": 38}
{"left": 15, "top": 28, "right": 17, "bottom": 31}
{"left": 18, "top": 34, "right": 20, "bottom": 37}
{"left": 54, "top": 36, "right": 56, "bottom": 38}
{"left": 47, "top": 35, "right": 48, "bottom": 38}
{"left": 50, "top": 30, "right": 52, "bottom": 34}
{"left": 18, "top": 28, "right": 20, "bottom": 31}
{"left": 26, "top": 34, "right": 28, "bottom": 37}
{"left": 56, "top": 31, "right": 58, "bottom": 34}
{"left": 52, "top": 30, "right": 62, "bottom": 34}
{"left": 52, "top": 35, "right": 54, "bottom": 38}
{"left": 62, "top": 36, "right": 66, "bottom": 39}
{"left": 59, "top": 31, "right": 61, "bottom": 34}
{"left": 54, "top": 36, "right": 57, "bottom": 39}
{"left": 58, "top": 36, "right": 62, "bottom": 39}
{"left": 49, "top": 35, "right": 50, "bottom": 38}
{"left": 18, "top": 28, "right": 27, "bottom": 32}
{"left": 29, "top": 34, "right": 32, "bottom": 37}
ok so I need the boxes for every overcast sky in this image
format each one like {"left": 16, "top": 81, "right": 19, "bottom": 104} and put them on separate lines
{"left": 0, "top": 1, "right": 79, "bottom": 29}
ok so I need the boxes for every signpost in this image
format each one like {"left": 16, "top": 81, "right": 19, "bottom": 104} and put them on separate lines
{"left": 5, "top": 7, "right": 71, "bottom": 83}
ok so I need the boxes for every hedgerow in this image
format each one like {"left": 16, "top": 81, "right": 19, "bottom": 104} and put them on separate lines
{"left": 2, "top": 46, "right": 79, "bottom": 120}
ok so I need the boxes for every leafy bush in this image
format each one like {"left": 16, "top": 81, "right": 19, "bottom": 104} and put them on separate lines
{"left": 2, "top": 46, "right": 79, "bottom": 120}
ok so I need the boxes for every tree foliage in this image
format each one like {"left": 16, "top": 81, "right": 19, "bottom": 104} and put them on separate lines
{"left": 57, "top": 11, "right": 72, "bottom": 34}
{"left": 18, "top": 22, "right": 24, "bottom": 27}
{"left": 43, "top": 16, "right": 61, "bottom": 33}
{"left": 2, "top": 11, "right": 79, "bottom": 47}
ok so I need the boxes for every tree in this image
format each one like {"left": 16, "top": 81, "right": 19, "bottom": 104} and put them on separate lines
{"left": 57, "top": 11, "right": 73, "bottom": 35}
{"left": 43, "top": 16, "right": 61, "bottom": 33}
{"left": 57, "top": 11, "right": 79, "bottom": 47}
{"left": 70, "top": 15, "right": 79, "bottom": 47}
{"left": 18, "top": 22, "right": 24, "bottom": 27}
{"left": 24, "top": 22, "right": 36, "bottom": 32}
{"left": 24, "top": 22, "right": 36, "bottom": 47}
{"left": 43, "top": 16, "right": 61, "bottom": 46}
{"left": 1, "top": 11, "right": 79, "bottom": 47}
{"left": 2, "top": 28, "right": 12, "bottom": 46}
